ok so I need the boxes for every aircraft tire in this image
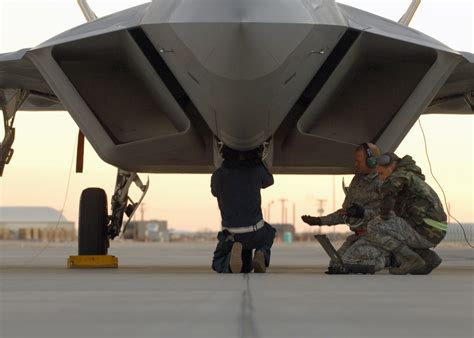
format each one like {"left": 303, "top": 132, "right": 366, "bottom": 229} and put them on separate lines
{"left": 78, "top": 188, "right": 108, "bottom": 255}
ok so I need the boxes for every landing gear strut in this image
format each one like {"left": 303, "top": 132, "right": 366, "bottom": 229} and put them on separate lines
{"left": 0, "top": 89, "right": 29, "bottom": 176}
{"left": 108, "top": 169, "right": 149, "bottom": 240}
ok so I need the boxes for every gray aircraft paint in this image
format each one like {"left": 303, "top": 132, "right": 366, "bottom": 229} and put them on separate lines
{"left": 0, "top": 0, "right": 472, "bottom": 174}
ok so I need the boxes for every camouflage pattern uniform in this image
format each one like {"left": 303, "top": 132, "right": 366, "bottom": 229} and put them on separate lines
{"left": 365, "top": 155, "right": 447, "bottom": 253}
{"left": 339, "top": 236, "right": 388, "bottom": 272}
{"left": 319, "top": 173, "right": 386, "bottom": 266}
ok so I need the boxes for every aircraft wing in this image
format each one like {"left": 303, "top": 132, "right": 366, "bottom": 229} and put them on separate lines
{"left": 2, "top": 48, "right": 471, "bottom": 116}
{"left": 1, "top": 0, "right": 473, "bottom": 175}
{"left": 0, "top": 50, "right": 64, "bottom": 111}
{"left": 424, "top": 52, "right": 474, "bottom": 115}
{"left": 3, "top": 39, "right": 470, "bottom": 116}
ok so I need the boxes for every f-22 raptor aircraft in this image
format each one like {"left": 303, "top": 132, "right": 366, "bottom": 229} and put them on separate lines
{"left": 1, "top": 0, "right": 472, "bottom": 255}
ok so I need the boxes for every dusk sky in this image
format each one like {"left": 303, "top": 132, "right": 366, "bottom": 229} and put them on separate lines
{"left": 0, "top": 0, "right": 472, "bottom": 232}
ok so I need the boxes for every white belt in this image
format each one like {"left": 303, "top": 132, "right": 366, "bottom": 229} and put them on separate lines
{"left": 222, "top": 219, "right": 265, "bottom": 234}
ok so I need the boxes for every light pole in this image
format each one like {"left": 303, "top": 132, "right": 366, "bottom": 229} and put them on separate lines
{"left": 267, "top": 201, "right": 274, "bottom": 222}
{"left": 316, "top": 199, "right": 326, "bottom": 217}
{"left": 279, "top": 198, "right": 288, "bottom": 224}
{"left": 292, "top": 203, "right": 296, "bottom": 227}
{"left": 332, "top": 175, "right": 336, "bottom": 212}
{"left": 316, "top": 199, "right": 326, "bottom": 234}
{"left": 332, "top": 175, "right": 336, "bottom": 234}
{"left": 140, "top": 203, "right": 146, "bottom": 222}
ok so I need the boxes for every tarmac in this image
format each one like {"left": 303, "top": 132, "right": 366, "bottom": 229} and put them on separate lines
{"left": 1, "top": 240, "right": 473, "bottom": 338}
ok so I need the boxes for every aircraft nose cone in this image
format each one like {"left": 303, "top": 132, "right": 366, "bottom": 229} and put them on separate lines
{"left": 172, "top": 22, "right": 311, "bottom": 80}
{"left": 140, "top": 0, "right": 347, "bottom": 150}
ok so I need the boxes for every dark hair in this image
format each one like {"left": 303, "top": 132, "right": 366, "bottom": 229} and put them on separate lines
{"left": 242, "top": 148, "right": 262, "bottom": 162}
{"left": 221, "top": 145, "right": 240, "bottom": 161}
{"left": 221, "top": 145, "right": 263, "bottom": 168}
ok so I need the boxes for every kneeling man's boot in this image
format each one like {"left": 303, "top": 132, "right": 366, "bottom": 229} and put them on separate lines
{"left": 410, "top": 249, "right": 442, "bottom": 275}
{"left": 252, "top": 250, "right": 266, "bottom": 273}
{"left": 389, "top": 245, "right": 425, "bottom": 275}
{"left": 229, "top": 242, "right": 243, "bottom": 273}
{"left": 385, "top": 253, "right": 401, "bottom": 268}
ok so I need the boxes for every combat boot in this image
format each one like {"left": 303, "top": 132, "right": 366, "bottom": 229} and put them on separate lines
{"left": 229, "top": 242, "right": 243, "bottom": 273}
{"left": 385, "top": 253, "right": 401, "bottom": 268}
{"left": 410, "top": 249, "right": 442, "bottom": 275}
{"left": 389, "top": 245, "right": 425, "bottom": 275}
{"left": 252, "top": 250, "right": 266, "bottom": 273}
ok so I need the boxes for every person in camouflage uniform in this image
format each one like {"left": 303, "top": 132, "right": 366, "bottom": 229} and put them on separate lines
{"left": 362, "top": 153, "right": 447, "bottom": 275}
{"left": 302, "top": 143, "right": 388, "bottom": 270}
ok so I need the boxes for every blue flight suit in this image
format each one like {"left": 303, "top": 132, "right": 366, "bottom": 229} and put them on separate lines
{"left": 211, "top": 159, "right": 275, "bottom": 273}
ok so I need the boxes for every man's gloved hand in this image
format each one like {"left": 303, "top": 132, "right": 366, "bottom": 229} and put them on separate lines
{"left": 345, "top": 204, "right": 365, "bottom": 218}
{"left": 301, "top": 215, "right": 322, "bottom": 226}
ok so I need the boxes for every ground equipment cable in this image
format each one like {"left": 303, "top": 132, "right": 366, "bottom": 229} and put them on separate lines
{"left": 22, "top": 136, "right": 77, "bottom": 264}
{"left": 418, "top": 119, "right": 474, "bottom": 248}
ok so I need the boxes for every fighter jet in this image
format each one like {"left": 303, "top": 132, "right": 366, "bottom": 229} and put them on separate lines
{"left": 1, "top": 0, "right": 472, "bottom": 254}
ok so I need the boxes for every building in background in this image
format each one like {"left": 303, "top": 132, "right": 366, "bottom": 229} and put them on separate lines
{"left": 0, "top": 206, "right": 75, "bottom": 240}
{"left": 272, "top": 223, "right": 296, "bottom": 243}
{"left": 444, "top": 223, "right": 474, "bottom": 243}
{"left": 124, "top": 220, "right": 169, "bottom": 242}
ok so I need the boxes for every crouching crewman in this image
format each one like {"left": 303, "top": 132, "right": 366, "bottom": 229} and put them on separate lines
{"left": 211, "top": 145, "right": 276, "bottom": 273}
{"left": 364, "top": 153, "right": 447, "bottom": 275}
{"left": 302, "top": 143, "right": 388, "bottom": 272}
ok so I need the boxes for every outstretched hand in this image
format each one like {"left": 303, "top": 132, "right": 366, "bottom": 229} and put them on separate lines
{"left": 301, "top": 215, "right": 322, "bottom": 226}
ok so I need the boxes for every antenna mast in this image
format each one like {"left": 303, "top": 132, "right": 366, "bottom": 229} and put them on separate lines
{"left": 77, "top": 0, "right": 98, "bottom": 22}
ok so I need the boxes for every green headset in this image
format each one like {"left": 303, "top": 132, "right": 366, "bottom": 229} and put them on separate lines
{"left": 362, "top": 143, "right": 377, "bottom": 168}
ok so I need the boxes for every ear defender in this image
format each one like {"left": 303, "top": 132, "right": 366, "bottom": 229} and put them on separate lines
{"left": 376, "top": 154, "right": 392, "bottom": 166}
{"left": 362, "top": 143, "right": 377, "bottom": 168}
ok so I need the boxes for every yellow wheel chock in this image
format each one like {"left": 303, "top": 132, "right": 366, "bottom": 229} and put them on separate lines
{"left": 67, "top": 255, "right": 118, "bottom": 268}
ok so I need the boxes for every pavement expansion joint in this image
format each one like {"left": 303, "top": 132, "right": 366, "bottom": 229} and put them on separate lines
{"left": 239, "top": 273, "right": 260, "bottom": 338}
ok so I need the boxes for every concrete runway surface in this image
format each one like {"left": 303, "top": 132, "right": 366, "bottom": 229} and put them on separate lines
{"left": 1, "top": 241, "right": 473, "bottom": 338}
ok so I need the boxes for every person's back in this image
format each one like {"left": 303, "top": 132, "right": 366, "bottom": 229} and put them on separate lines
{"left": 211, "top": 146, "right": 276, "bottom": 274}
{"left": 385, "top": 155, "right": 447, "bottom": 229}
{"left": 365, "top": 153, "right": 447, "bottom": 275}
{"left": 212, "top": 160, "right": 272, "bottom": 228}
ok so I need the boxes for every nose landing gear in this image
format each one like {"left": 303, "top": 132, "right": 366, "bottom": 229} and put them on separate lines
{"left": 69, "top": 169, "right": 149, "bottom": 268}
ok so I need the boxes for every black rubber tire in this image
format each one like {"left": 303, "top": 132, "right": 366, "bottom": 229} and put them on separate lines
{"left": 78, "top": 188, "right": 108, "bottom": 255}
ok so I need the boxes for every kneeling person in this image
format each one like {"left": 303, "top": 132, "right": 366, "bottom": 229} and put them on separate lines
{"left": 366, "top": 153, "right": 447, "bottom": 274}
{"left": 302, "top": 143, "right": 388, "bottom": 271}
{"left": 211, "top": 146, "right": 276, "bottom": 273}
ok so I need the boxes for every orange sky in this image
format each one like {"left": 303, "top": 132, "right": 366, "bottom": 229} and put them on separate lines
{"left": 1, "top": 1, "right": 473, "bottom": 232}
{"left": 1, "top": 113, "right": 472, "bottom": 232}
